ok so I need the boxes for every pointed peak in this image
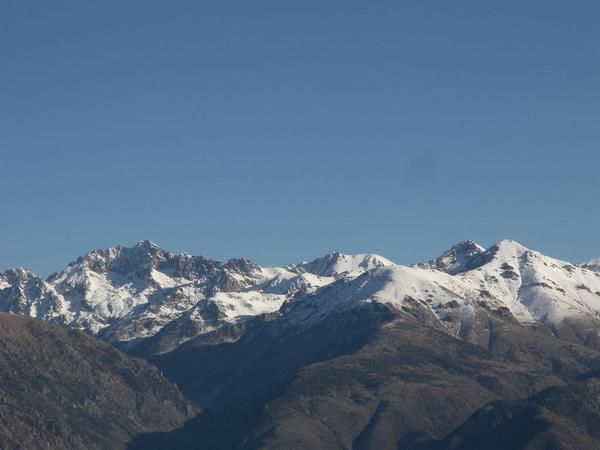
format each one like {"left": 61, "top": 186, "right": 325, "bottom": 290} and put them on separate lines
{"left": 63, "top": 240, "right": 171, "bottom": 276}
{"left": 1, "top": 266, "right": 40, "bottom": 285}
{"left": 70, "top": 245, "right": 121, "bottom": 270}
{"left": 450, "top": 240, "right": 485, "bottom": 253}
{"left": 224, "top": 256, "right": 260, "bottom": 273}
{"left": 494, "top": 239, "right": 529, "bottom": 250}
{"left": 453, "top": 239, "right": 544, "bottom": 274}
{"left": 418, "top": 240, "right": 485, "bottom": 275}
{"left": 4, "top": 266, "right": 35, "bottom": 276}
{"left": 487, "top": 239, "right": 532, "bottom": 259}
{"left": 133, "top": 239, "right": 161, "bottom": 250}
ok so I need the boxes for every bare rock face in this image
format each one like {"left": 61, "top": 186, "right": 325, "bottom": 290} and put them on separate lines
{"left": 0, "top": 313, "right": 196, "bottom": 450}
{"left": 416, "top": 240, "right": 486, "bottom": 274}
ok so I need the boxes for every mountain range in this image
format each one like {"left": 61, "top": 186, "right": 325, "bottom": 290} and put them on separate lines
{"left": 0, "top": 240, "right": 395, "bottom": 355}
{"left": 2, "top": 239, "right": 600, "bottom": 449}
{"left": 2, "top": 239, "right": 600, "bottom": 356}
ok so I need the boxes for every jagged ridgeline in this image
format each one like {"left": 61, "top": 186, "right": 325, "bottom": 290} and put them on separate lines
{"left": 0, "top": 241, "right": 395, "bottom": 355}
{"left": 2, "top": 240, "right": 600, "bottom": 449}
{"left": 2, "top": 239, "right": 600, "bottom": 356}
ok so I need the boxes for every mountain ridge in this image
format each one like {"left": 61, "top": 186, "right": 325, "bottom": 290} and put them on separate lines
{"left": 2, "top": 239, "right": 600, "bottom": 356}
{"left": 2, "top": 239, "right": 600, "bottom": 449}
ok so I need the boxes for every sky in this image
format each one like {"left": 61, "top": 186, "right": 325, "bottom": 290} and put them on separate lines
{"left": 1, "top": 1, "right": 599, "bottom": 276}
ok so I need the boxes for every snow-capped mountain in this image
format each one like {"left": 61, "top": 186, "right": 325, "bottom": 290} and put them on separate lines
{"left": 0, "top": 241, "right": 369, "bottom": 354}
{"left": 1, "top": 239, "right": 600, "bottom": 355}
{"left": 0, "top": 267, "right": 65, "bottom": 321}
{"left": 281, "top": 240, "right": 600, "bottom": 349}
{"left": 416, "top": 240, "right": 485, "bottom": 274}
{"left": 288, "top": 252, "right": 395, "bottom": 277}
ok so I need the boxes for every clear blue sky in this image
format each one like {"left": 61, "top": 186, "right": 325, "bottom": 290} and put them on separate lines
{"left": 1, "top": 1, "right": 599, "bottom": 275}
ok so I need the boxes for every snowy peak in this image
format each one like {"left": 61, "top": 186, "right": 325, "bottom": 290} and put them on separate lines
{"left": 2, "top": 267, "right": 39, "bottom": 284}
{"left": 110, "top": 240, "right": 169, "bottom": 274}
{"left": 284, "top": 264, "right": 463, "bottom": 327}
{"left": 71, "top": 240, "right": 171, "bottom": 276}
{"left": 422, "top": 239, "right": 541, "bottom": 275}
{"left": 486, "top": 239, "right": 531, "bottom": 260}
{"left": 289, "top": 252, "right": 395, "bottom": 277}
{"left": 418, "top": 240, "right": 485, "bottom": 274}
{"left": 0, "top": 268, "right": 50, "bottom": 302}
{"left": 0, "top": 267, "right": 62, "bottom": 318}
{"left": 51, "top": 241, "right": 165, "bottom": 281}
{"left": 283, "top": 239, "right": 600, "bottom": 334}
{"left": 459, "top": 239, "right": 564, "bottom": 277}
{"left": 453, "top": 239, "right": 600, "bottom": 324}
{"left": 224, "top": 257, "right": 261, "bottom": 276}
{"left": 55, "top": 241, "right": 261, "bottom": 286}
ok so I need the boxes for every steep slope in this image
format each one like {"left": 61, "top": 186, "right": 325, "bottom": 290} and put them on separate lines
{"left": 0, "top": 312, "right": 194, "bottom": 450}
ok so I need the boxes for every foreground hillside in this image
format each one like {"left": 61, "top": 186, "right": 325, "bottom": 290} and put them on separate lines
{"left": 421, "top": 375, "right": 600, "bottom": 450}
{"left": 0, "top": 313, "right": 195, "bottom": 449}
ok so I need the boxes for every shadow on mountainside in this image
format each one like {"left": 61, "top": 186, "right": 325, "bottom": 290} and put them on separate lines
{"left": 415, "top": 373, "right": 600, "bottom": 450}
{"left": 129, "top": 302, "right": 600, "bottom": 450}
{"left": 127, "top": 303, "right": 395, "bottom": 450}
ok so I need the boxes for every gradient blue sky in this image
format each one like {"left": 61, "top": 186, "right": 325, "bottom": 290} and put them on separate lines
{"left": 1, "top": 1, "right": 599, "bottom": 275}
